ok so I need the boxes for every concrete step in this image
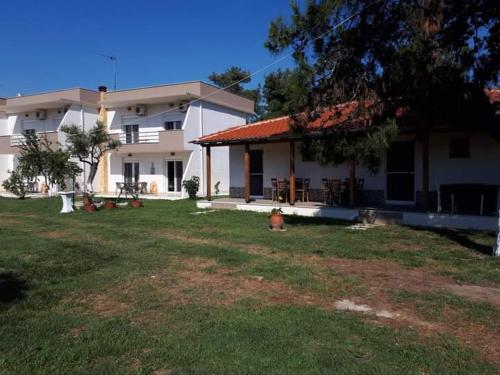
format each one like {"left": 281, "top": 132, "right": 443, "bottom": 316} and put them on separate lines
{"left": 358, "top": 209, "right": 403, "bottom": 225}
{"left": 211, "top": 202, "right": 238, "bottom": 210}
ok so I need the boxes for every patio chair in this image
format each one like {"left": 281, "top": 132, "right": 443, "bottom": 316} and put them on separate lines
{"left": 277, "top": 178, "right": 288, "bottom": 203}
{"left": 331, "top": 179, "right": 343, "bottom": 205}
{"left": 271, "top": 178, "right": 278, "bottom": 201}
{"left": 140, "top": 182, "right": 148, "bottom": 194}
{"left": 115, "top": 182, "right": 124, "bottom": 194}
{"left": 322, "top": 178, "right": 331, "bottom": 205}
{"left": 303, "top": 178, "right": 310, "bottom": 202}
{"left": 295, "top": 178, "right": 304, "bottom": 202}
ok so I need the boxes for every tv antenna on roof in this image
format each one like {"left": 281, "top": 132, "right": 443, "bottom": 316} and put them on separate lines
{"left": 97, "top": 53, "right": 117, "bottom": 91}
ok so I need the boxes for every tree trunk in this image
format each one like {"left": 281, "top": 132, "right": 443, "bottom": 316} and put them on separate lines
{"left": 349, "top": 159, "right": 356, "bottom": 207}
{"left": 87, "top": 164, "right": 98, "bottom": 193}
{"left": 494, "top": 210, "right": 500, "bottom": 256}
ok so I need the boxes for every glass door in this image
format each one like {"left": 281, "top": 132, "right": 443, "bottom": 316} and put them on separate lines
{"left": 124, "top": 124, "right": 139, "bottom": 144}
{"left": 250, "top": 149, "right": 263, "bottom": 197}
{"left": 386, "top": 141, "right": 415, "bottom": 203}
{"left": 124, "top": 162, "right": 139, "bottom": 183}
{"left": 166, "top": 160, "right": 183, "bottom": 192}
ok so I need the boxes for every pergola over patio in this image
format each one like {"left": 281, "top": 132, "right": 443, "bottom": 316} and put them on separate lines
{"left": 192, "top": 104, "right": 372, "bottom": 206}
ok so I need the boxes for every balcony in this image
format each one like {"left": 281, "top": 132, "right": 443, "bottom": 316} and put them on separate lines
{"left": 119, "top": 130, "right": 159, "bottom": 144}
{"left": 0, "top": 132, "right": 59, "bottom": 155}
{"left": 114, "top": 130, "right": 185, "bottom": 154}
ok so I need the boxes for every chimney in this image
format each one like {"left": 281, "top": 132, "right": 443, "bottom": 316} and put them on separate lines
{"left": 98, "top": 86, "right": 107, "bottom": 124}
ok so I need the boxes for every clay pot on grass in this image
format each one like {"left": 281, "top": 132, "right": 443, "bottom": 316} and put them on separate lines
{"left": 131, "top": 199, "right": 143, "bottom": 208}
{"left": 269, "top": 208, "right": 284, "bottom": 230}
{"left": 103, "top": 200, "right": 116, "bottom": 209}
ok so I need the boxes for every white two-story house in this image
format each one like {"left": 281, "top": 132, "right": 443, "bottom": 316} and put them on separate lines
{"left": 0, "top": 88, "right": 100, "bottom": 193}
{"left": 0, "top": 82, "right": 254, "bottom": 198}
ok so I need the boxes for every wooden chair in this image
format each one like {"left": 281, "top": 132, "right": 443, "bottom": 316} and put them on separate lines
{"left": 271, "top": 178, "right": 278, "bottom": 201}
{"left": 331, "top": 179, "right": 342, "bottom": 205}
{"left": 277, "top": 178, "right": 288, "bottom": 203}
{"left": 322, "top": 178, "right": 331, "bottom": 205}
{"left": 303, "top": 178, "right": 310, "bottom": 202}
{"left": 295, "top": 178, "right": 304, "bottom": 201}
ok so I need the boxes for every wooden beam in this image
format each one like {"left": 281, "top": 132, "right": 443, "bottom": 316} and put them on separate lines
{"left": 206, "top": 146, "right": 211, "bottom": 201}
{"left": 421, "top": 132, "right": 430, "bottom": 209}
{"left": 349, "top": 159, "right": 356, "bottom": 207}
{"left": 244, "top": 143, "right": 251, "bottom": 203}
{"left": 289, "top": 141, "right": 296, "bottom": 205}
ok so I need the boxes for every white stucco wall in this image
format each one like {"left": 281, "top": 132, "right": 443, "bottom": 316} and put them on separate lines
{"left": 229, "top": 132, "right": 500, "bottom": 203}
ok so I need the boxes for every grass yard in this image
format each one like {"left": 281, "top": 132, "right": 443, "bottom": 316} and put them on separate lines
{"left": 0, "top": 197, "right": 499, "bottom": 374}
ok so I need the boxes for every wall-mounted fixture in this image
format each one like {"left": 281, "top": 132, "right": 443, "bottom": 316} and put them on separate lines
{"left": 127, "top": 106, "right": 132, "bottom": 111}
{"left": 135, "top": 105, "right": 147, "bottom": 116}
{"left": 150, "top": 162, "right": 155, "bottom": 175}
{"left": 128, "top": 153, "right": 133, "bottom": 157}
{"left": 170, "top": 152, "right": 175, "bottom": 156}
{"left": 25, "top": 113, "right": 29, "bottom": 117}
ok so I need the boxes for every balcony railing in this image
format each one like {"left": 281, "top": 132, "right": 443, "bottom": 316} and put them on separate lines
{"left": 10, "top": 132, "right": 57, "bottom": 146}
{"left": 119, "top": 130, "right": 159, "bottom": 144}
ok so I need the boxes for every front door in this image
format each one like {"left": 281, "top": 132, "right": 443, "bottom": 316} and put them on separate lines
{"left": 386, "top": 141, "right": 415, "bottom": 203}
{"left": 250, "top": 149, "right": 263, "bottom": 197}
{"left": 166, "top": 160, "right": 183, "bottom": 192}
{"left": 124, "top": 162, "right": 139, "bottom": 183}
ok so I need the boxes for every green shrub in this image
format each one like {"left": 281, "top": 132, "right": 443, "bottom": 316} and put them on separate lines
{"left": 182, "top": 176, "right": 200, "bottom": 199}
{"left": 2, "top": 170, "right": 29, "bottom": 199}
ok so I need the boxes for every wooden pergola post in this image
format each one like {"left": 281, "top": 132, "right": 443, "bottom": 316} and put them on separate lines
{"left": 289, "top": 141, "right": 296, "bottom": 205}
{"left": 421, "top": 133, "right": 430, "bottom": 209}
{"left": 244, "top": 143, "right": 251, "bottom": 203}
{"left": 349, "top": 159, "right": 356, "bottom": 207}
{"left": 206, "top": 146, "right": 211, "bottom": 201}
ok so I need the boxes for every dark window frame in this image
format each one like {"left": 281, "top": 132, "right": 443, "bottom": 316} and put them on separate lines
{"left": 164, "top": 121, "right": 183, "bottom": 131}
{"left": 449, "top": 137, "right": 470, "bottom": 159}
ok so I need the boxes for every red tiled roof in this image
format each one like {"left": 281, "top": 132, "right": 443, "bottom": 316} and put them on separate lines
{"left": 194, "top": 102, "right": 366, "bottom": 145}
{"left": 194, "top": 90, "right": 500, "bottom": 145}
{"left": 487, "top": 88, "right": 500, "bottom": 103}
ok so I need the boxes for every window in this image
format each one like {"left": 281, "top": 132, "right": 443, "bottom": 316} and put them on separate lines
{"left": 167, "top": 160, "right": 183, "bottom": 192}
{"left": 449, "top": 138, "right": 470, "bottom": 159}
{"left": 23, "top": 129, "right": 36, "bottom": 136}
{"left": 124, "top": 162, "right": 139, "bottom": 183}
{"left": 164, "top": 121, "right": 182, "bottom": 131}
{"left": 124, "top": 125, "right": 139, "bottom": 144}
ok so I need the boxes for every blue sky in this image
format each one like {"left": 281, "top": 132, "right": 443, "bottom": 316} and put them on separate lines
{"left": 0, "top": 0, "right": 297, "bottom": 97}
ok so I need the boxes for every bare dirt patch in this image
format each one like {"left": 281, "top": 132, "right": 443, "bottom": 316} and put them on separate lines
{"left": 36, "top": 231, "right": 68, "bottom": 239}
{"left": 321, "top": 257, "right": 500, "bottom": 307}
{"left": 152, "top": 257, "right": 322, "bottom": 308}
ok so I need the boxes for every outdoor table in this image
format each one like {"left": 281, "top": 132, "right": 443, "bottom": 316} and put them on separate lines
{"left": 59, "top": 191, "right": 74, "bottom": 213}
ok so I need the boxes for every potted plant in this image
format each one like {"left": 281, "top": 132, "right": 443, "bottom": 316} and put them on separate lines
{"left": 130, "top": 191, "right": 143, "bottom": 208}
{"left": 103, "top": 199, "right": 116, "bottom": 209}
{"left": 182, "top": 176, "right": 200, "bottom": 199}
{"left": 82, "top": 193, "right": 97, "bottom": 212}
{"left": 269, "top": 208, "right": 284, "bottom": 230}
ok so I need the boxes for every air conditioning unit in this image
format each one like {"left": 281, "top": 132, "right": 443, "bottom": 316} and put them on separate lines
{"left": 36, "top": 110, "right": 47, "bottom": 120}
{"left": 135, "top": 105, "right": 147, "bottom": 116}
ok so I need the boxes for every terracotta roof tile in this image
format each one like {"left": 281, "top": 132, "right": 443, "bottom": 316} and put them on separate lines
{"left": 194, "top": 102, "right": 364, "bottom": 145}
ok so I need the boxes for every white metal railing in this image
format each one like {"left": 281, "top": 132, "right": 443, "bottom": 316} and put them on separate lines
{"left": 119, "top": 130, "right": 159, "bottom": 144}
{"left": 10, "top": 132, "right": 56, "bottom": 146}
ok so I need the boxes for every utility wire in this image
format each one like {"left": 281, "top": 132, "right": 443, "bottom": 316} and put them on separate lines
{"left": 124, "top": 5, "right": 369, "bottom": 120}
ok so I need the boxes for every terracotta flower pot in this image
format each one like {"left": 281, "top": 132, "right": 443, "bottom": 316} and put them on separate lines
{"left": 83, "top": 204, "right": 97, "bottom": 212}
{"left": 131, "top": 199, "right": 143, "bottom": 208}
{"left": 103, "top": 200, "right": 116, "bottom": 209}
{"left": 269, "top": 214, "right": 284, "bottom": 230}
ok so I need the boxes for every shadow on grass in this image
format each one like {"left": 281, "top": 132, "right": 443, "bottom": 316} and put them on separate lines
{"left": 283, "top": 214, "right": 351, "bottom": 227}
{"left": 411, "top": 227, "right": 494, "bottom": 256}
{"left": 0, "top": 272, "right": 29, "bottom": 304}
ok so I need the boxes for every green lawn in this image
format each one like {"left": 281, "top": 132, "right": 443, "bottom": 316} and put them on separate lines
{"left": 0, "top": 197, "right": 499, "bottom": 374}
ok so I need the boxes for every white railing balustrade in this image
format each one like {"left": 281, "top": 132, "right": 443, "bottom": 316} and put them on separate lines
{"left": 119, "top": 130, "right": 160, "bottom": 144}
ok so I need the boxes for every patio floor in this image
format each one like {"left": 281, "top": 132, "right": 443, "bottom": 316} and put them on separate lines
{"left": 197, "top": 197, "right": 498, "bottom": 231}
